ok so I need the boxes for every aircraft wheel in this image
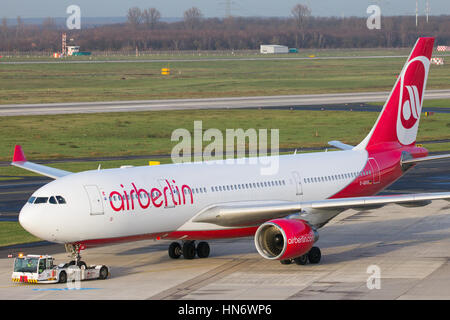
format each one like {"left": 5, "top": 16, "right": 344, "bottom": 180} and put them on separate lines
{"left": 196, "top": 241, "right": 210, "bottom": 258}
{"left": 280, "top": 259, "right": 292, "bottom": 265}
{"left": 168, "top": 242, "right": 182, "bottom": 259}
{"left": 183, "top": 241, "right": 196, "bottom": 259}
{"left": 308, "top": 247, "right": 321, "bottom": 264}
{"left": 294, "top": 254, "right": 308, "bottom": 265}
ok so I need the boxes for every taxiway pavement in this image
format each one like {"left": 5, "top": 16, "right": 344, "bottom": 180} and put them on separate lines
{"left": 1, "top": 89, "right": 450, "bottom": 116}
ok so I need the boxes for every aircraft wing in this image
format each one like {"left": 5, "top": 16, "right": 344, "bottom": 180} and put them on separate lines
{"left": 11, "top": 145, "right": 72, "bottom": 179}
{"left": 193, "top": 192, "right": 450, "bottom": 227}
{"left": 328, "top": 140, "right": 354, "bottom": 150}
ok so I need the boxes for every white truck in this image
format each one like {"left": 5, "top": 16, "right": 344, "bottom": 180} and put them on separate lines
{"left": 11, "top": 253, "right": 109, "bottom": 284}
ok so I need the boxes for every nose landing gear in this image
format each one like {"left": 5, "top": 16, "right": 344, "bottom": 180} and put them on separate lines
{"left": 168, "top": 241, "right": 210, "bottom": 260}
{"left": 64, "top": 243, "right": 87, "bottom": 268}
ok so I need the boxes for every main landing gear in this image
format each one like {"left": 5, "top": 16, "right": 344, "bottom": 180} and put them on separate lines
{"left": 280, "top": 246, "right": 322, "bottom": 266}
{"left": 168, "top": 241, "right": 210, "bottom": 260}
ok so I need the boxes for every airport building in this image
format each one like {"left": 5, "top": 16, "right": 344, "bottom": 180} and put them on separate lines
{"left": 260, "top": 45, "right": 289, "bottom": 54}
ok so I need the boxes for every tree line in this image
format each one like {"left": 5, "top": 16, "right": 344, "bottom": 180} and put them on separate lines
{"left": 1, "top": 5, "right": 449, "bottom": 52}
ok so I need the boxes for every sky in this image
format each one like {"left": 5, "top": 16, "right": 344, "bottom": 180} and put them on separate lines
{"left": 1, "top": 0, "right": 449, "bottom": 19}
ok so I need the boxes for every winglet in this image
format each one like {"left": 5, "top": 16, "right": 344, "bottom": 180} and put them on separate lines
{"left": 13, "top": 145, "right": 26, "bottom": 162}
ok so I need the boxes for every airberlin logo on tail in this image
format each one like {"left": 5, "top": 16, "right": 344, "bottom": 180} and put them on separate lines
{"left": 402, "top": 85, "right": 421, "bottom": 123}
{"left": 396, "top": 56, "right": 430, "bottom": 145}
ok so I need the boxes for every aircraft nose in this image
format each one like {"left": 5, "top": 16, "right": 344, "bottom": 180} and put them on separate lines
{"left": 18, "top": 205, "right": 40, "bottom": 238}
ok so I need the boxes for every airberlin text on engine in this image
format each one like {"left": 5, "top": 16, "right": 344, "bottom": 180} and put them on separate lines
{"left": 108, "top": 180, "right": 194, "bottom": 212}
{"left": 287, "top": 232, "right": 315, "bottom": 245}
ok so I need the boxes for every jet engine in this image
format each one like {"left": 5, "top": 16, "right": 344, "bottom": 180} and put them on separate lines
{"left": 254, "top": 218, "right": 318, "bottom": 260}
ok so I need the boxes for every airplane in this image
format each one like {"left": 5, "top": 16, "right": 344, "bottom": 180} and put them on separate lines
{"left": 13, "top": 37, "right": 450, "bottom": 267}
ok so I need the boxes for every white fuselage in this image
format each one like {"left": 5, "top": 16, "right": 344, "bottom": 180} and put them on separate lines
{"left": 19, "top": 149, "right": 370, "bottom": 244}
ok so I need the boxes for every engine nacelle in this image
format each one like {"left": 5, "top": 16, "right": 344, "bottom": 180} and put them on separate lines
{"left": 254, "top": 219, "right": 317, "bottom": 260}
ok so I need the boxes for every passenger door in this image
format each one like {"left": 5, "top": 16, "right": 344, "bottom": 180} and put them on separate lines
{"left": 368, "top": 158, "right": 381, "bottom": 184}
{"left": 291, "top": 171, "right": 304, "bottom": 198}
{"left": 84, "top": 185, "right": 104, "bottom": 215}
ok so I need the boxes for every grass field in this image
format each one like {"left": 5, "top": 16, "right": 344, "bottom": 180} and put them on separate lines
{"left": 1, "top": 54, "right": 449, "bottom": 105}
{"left": 0, "top": 108, "right": 449, "bottom": 163}
{"left": 0, "top": 222, "right": 41, "bottom": 247}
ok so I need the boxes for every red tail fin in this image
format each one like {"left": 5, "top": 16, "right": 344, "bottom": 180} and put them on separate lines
{"left": 356, "top": 37, "right": 434, "bottom": 151}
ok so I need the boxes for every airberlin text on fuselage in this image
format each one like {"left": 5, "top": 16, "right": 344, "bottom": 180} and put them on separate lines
{"left": 109, "top": 180, "right": 194, "bottom": 212}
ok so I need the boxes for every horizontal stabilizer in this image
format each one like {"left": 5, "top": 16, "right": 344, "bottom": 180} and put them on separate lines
{"left": 401, "top": 153, "right": 450, "bottom": 165}
{"left": 328, "top": 140, "right": 354, "bottom": 150}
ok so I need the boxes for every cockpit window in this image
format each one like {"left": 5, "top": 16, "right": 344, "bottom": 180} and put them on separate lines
{"left": 34, "top": 197, "right": 49, "bottom": 204}
{"left": 56, "top": 196, "right": 66, "bottom": 204}
{"left": 28, "top": 195, "right": 66, "bottom": 205}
